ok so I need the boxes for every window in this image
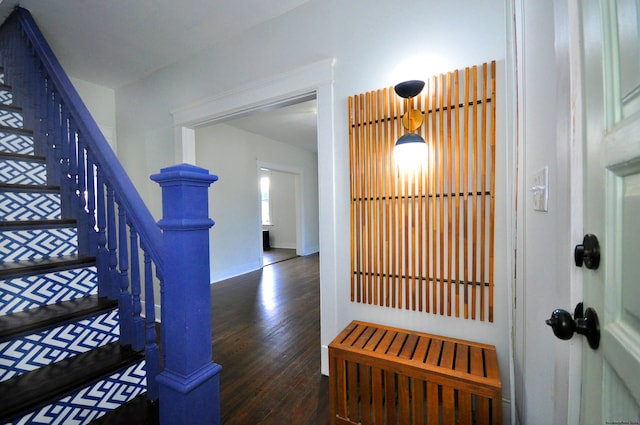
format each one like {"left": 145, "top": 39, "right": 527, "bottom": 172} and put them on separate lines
{"left": 260, "top": 170, "right": 271, "bottom": 225}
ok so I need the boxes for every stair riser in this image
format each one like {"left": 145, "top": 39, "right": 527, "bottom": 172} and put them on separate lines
{"left": 0, "top": 132, "right": 34, "bottom": 155}
{"left": 0, "top": 266, "right": 98, "bottom": 316}
{"left": 0, "top": 192, "right": 61, "bottom": 221}
{"left": 0, "top": 227, "right": 77, "bottom": 262}
{"left": 0, "top": 159, "right": 46, "bottom": 185}
{"left": 0, "top": 309, "right": 119, "bottom": 382}
{"left": 11, "top": 360, "right": 146, "bottom": 425}
{"left": 0, "top": 89, "right": 13, "bottom": 106}
{"left": 0, "top": 109, "right": 23, "bottom": 128}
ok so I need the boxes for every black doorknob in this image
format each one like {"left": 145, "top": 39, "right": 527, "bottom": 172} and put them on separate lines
{"left": 546, "top": 303, "right": 600, "bottom": 349}
{"left": 574, "top": 234, "right": 600, "bottom": 269}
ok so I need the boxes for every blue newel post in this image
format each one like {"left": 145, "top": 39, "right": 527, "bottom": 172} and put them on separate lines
{"left": 151, "top": 164, "right": 221, "bottom": 425}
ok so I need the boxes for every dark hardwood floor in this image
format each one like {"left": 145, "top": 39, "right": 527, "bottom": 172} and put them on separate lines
{"left": 262, "top": 247, "right": 297, "bottom": 266}
{"left": 210, "top": 253, "right": 330, "bottom": 425}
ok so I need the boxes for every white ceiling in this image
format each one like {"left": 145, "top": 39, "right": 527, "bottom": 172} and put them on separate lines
{"left": 223, "top": 99, "right": 318, "bottom": 152}
{"left": 0, "top": 0, "right": 318, "bottom": 151}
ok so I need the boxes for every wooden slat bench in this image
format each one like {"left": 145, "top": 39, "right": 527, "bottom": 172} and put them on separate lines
{"left": 329, "top": 321, "right": 502, "bottom": 425}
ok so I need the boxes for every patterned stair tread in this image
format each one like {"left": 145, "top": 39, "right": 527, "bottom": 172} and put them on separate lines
{"left": 0, "top": 341, "right": 144, "bottom": 423}
{"left": 0, "top": 254, "right": 95, "bottom": 279}
{"left": 88, "top": 393, "right": 159, "bottom": 425}
{"left": 0, "top": 294, "right": 117, "bottom": 340}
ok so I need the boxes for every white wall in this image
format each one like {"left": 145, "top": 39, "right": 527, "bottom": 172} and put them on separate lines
{"left": 70, "top": 77, "right": 117, "bottom": 151}
{"left": 195, "top": 123, "right": 318, "bottom": 283}
{"left": 114, "top": 0, "right": 511, "bottom": 421}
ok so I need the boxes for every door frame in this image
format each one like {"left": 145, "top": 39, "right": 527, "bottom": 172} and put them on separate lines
{"left": 512, "top": 0, "right": 585, "bottom": 423}
{"left": 169, "top": 59, "right": 339, "bottom": 376}
{"left": 257, "top": 161, "right": 304, "bottom": 257}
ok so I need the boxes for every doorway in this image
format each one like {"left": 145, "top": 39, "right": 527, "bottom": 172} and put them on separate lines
{"left": 260, "top": 167, "right": 299, "bottom": 266}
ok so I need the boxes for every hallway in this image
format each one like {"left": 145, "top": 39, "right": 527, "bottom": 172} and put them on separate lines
{"left": 210, "top": 253, "right": 329, "bottom": 425}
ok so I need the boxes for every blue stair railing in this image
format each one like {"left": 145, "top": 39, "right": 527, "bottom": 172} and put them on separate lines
{"left": 0, "top": 8, "right": 222, "bottom": 420}
{"left": 0, "top": 7, "right": 163, "bottom": 401}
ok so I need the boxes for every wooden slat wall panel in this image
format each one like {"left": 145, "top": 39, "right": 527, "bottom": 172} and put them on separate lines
{"left": 349, "top": 60, "right": 496, "bottom": 321}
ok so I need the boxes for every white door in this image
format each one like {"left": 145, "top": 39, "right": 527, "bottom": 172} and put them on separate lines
{"left": 579, "top": 0, "right": 640, "bottom": 422}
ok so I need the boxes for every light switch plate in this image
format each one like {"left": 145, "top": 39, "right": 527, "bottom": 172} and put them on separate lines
{"left": 531, "top": 166, "right": 549, "bottom": 212}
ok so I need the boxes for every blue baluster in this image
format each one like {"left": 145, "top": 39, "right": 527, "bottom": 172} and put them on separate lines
{"left": 106, "top": 185, "right": 120, "bottom": 299}
{"left": 143, "top": 248, "right": 160, "bottom": 401}
{"left": 152, "top": 164, "right": 221, "bottom": 425}
{"left": 129, "top": 225, "right": 144, "bottom": 351}
{"left": 76, "top": 132, "right": 90, "bottom": 254}
{"left": 85, "top": 148, "right": 98, "bottom": 256}
{"left": 117, "top": 199, "right": 133, "bottom": 346}
{"left": 96, "top": 167, "right": 110, "bottom": 298}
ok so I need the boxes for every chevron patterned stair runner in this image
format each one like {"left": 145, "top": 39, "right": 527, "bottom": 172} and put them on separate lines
{"left": 0, "top": 68, "right": 148, "bottom": 424}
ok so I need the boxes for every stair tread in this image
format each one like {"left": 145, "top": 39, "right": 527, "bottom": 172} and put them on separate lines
{"left": 0, "top": 254, "right": 95, "bottom": 279}
{"left": 0, "top": 151, "right": 45, "bottom": 162}
{"left": 0, "top": 124, "right": 32, "bottom": 136}
{"left": 0, "top": 218, "right": 76, "bottom": 230}
{"left": 0, "top": 294, "right": 116, "bottom": 340}
{"left": 0, "top": 182, "right": 60, "bottom": 192}
{"left": 0, "top": 102, "right": 22, "bottom": 113}
{"left": 89, "top": 393, "right": 159, "bottom": 425}
{"left": 0, "top": 341, "right": 143, "bottom": 423}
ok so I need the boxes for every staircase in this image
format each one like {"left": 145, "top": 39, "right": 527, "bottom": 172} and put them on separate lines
{"left": 0, "top": 7, "right": 221, "bottom": 425}
{"left": 0, "top": 68, "right": 152, "bottom": 424}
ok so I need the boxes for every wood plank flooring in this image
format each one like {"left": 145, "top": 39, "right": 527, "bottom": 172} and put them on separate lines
{"left": 263, "top": 248, "right": 297, "bottom": 266}
{"left": 210, "top": 253, "right": 329, "bottom": 425}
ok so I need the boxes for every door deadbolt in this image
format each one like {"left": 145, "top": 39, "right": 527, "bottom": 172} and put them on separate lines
{"left": 574, "top": 233, "right": 600, "bottom": 269}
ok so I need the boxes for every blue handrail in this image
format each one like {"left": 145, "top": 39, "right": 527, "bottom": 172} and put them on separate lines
{"left": 0, "top": 6, "right": 163, "bottom": 401}
{"left": 9, "top": 7, "right": 164, "bottom": 271}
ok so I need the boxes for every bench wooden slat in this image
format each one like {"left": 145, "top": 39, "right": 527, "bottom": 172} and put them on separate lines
{"left": 440, "top": 341, "right": 456, "bottom": 369}
{"left": 372, "top": 367, "right": 384, "bottom": 424}
{"left": 399, "top": 333, "right": 419, "bottom": 360}
{"left": 375, "top": 328, "right": 396, "bottom": 354}
{"left": 425, "top": 338, "right": 442, "bottom": 366}
{"left": 347, "top": 360, "right": 359, "bottom": 418}
{"left": 412, "top": 378, "right": 425, "bottom": 425}
{"left": 459, "top": 390, "right": 474, "bottom": 424}
{"left": 443, "top": 385, "right": 456, "bottom": 425}
{"left": 355, "top": 325, "right": 377, "bottom": 349}
{"left": 359, "top": 363, "right": 371, "bottom": 423}
{"left": 342, "top": 323, "right": 366, "bottom": 346}
{"left": 455, "top": 342, "right": 469, "bottom": 373}
{"left": 413, "top": 335, "right": 430, "bottom": 363}
{"left": 387, "top": 330, "right": 406, "bottom": 357}
{"left": 398, "top": 375, "right": 411, "bottom": 423}
{"left": 363, "top": 327, "right": 386, "bottom": 351}
{"left": 427, "top": 382, "right": 439, "bottom": 424}
{"left": 385, "top": 370, "right": 397, "bottom": 423}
